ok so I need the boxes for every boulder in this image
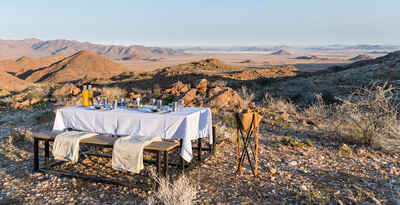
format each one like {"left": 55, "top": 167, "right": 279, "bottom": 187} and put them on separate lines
{"left": 208, "top": 86, "right": 223, "bottom": 98}
{"left": 165, "top": 81, "right": 190, "bottom": 96}
{"left": 53, "top": 83, "right": 81, "bottom": 97}
{"left": 209, "top": 88, "right": 242, "bottom": 108}
{"left": 182, "top": 89, "right": 198, "bottom": 106}
{"left": 196, "top": 79, "right": 208, "bottom": 95}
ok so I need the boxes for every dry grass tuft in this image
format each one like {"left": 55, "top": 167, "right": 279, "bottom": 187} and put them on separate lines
{"left": 148, "top": 169, "right": 197, "bottom": 205}
{"left": 238, "top": 86, "right": 255, "bottom": 110}
{"left": 263, "top": 92, "right": 297, "bottom": 114}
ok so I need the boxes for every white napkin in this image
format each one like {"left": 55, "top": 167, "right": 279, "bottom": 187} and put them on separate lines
{"left": 112, "top": 135, "right": 161, "bottom": 173}
{"left": 52, "top": 131, "right": 98, "bottom": 163}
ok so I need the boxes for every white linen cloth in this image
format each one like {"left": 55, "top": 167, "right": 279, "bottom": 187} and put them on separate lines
{"left": 53, "top": 106, "right": 213, "bottom": 162}
{"left": 52, "top": 131, "right": 98, "bottom": 163}
{"left": 112, "top": 135, "right": 161, "bottom": 173}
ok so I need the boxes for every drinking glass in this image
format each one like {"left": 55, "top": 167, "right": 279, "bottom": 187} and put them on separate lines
{"left": 178, "top": 99, "right": 185, "bottom": 110}
{"left": 136, "top": 97, "right": 141, "bottom": 106}
{"left": 96, "top": 96, "right": 101, "bottom": 105}
{"left": 157, "top": 100, "right": 162, "bottom": 109}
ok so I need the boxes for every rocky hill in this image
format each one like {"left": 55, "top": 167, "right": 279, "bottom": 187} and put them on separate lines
{"left": 0, "top": 71, "right": 32, "bottom": 92}
{"left": 22, "top": 50, "right": 128, "bottom": 83}
{"left": 0, "top": 38, "right": 178, "bottom": 60}
{"left": 0, "top": 55, "right": 64, "bottom": 75}
{"left": 270, "top": 49, "right": 291, "bottom": 55}
{"left": 265, "top": 50, "right": 400, "bottom": 105}
{"left": 295, "top": 55, "right": 320, "bottom": 60}
{"left": 349, "top": 54, "right": 373, "bottom": 61}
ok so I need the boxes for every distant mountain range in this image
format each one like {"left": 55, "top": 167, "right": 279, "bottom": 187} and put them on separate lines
{"left": 176, "top": 45, "right": 400, "bottom": 53}
{"left": 0, "top": 38, "right": 179, "bottom": 60}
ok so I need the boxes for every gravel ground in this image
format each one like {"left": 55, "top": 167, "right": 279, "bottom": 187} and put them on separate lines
{"left": 0, "top": 126, "right": 399, "bottom": 204}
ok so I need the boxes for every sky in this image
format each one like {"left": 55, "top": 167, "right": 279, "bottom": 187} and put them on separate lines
{"left": 1, "top": 0, "right": 399, "bottom": 47}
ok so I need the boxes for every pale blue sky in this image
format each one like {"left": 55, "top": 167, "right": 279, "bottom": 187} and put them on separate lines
{"left": 1, "top": 0, "right": 399, "bottom": 46}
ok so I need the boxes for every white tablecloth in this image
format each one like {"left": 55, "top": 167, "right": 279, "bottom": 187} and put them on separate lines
{"left": 53, "top": 106, "right": 213, "bottom": 162}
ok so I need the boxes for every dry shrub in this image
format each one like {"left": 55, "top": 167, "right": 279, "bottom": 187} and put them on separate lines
{"left": 334, "top": 82, "right": 400, "bottom": 152}
{"left": 263, "top": 92, "right": 297, "bottom": 114}
{"left": 303, "top": 83, "right": 400, "bottom": 152}
{"left": 101, "top": 87, "right": 127, "bottom": 100}
{"left": 24, "top": 84, "right": 50, "bottom": 100}
{"left": 302, "top": 94, "right": 331, "bottom": 120}
{"left": 238, "top": 86, "right": 255, "bottom": 110}
{"left": 149, "top": 169, "right": 197, "bottom": 205}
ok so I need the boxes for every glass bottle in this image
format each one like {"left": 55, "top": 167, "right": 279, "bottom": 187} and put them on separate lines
{"left": 82, "top": 85, "right": 90, "bottom": 107}
{"left": 88, "top": 84, "right": 94, "bottom": 106}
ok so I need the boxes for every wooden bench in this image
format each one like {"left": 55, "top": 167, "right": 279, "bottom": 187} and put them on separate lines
{"left": 32, "top": 132, "right": 180, "bottom": 177}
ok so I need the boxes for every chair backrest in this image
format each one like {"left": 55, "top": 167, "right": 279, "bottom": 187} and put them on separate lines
{"left": 235, "top": 111, "right": 262, "bottom": 133}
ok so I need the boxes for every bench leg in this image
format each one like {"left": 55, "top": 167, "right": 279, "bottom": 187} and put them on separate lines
{"left": 163, "top": 151, "right": 168, "bottom": 177}
{"left": 197, "top": 138, "right": 202, "bottom": 161}
{"left": 33, "top": 138, "right": 39, "bottom": 172}
{"left": 45, "top": 140, "right": 50, "bottom": 169}
{"left": 156, "top": 151, "right": 161, "bottom": 175}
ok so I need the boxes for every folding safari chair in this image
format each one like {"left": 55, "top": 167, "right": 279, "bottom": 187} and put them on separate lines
{"left": 235, "top": 111, "right": 262, "bottom": 176}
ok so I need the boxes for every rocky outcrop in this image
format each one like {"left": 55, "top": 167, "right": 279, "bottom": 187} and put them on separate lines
{"left": 196, "top": 79, "right": 208, "bottom": 95}
{"left": 52, "top": 83, "right": 81, "bottom": 97}
{"left": 208, "top": 88, "right": 242, "bottom": 108}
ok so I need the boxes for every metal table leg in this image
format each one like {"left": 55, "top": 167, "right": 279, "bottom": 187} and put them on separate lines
{"left": 212, "top": 126, "right": 217, "bottom": 155}
{"left": 33, "top": 138, "right": 39, "bottom": 172}
{"left": 197, "top": 138, "right": 202, "bottom": 161}
{"left": 45, "top": 140, "right": 50, "bottom": 169}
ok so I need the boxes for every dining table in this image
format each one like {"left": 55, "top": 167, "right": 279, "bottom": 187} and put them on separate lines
{"left": 53, "top": 105, "right": 213, "bottom": 162}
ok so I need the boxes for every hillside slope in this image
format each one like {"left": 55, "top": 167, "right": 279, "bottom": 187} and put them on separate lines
{"left": 0, "top": 72, "right": 32, "bottom": 91}
{"left": 23, "top": 50, "right": 128, "bottom": 83}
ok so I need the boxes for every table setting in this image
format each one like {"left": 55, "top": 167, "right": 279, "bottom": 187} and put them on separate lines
{"left": 53, "top": 91, "right": 213, "bottom": 162}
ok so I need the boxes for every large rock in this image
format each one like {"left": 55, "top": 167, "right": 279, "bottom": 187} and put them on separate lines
{"left": 196, "top": 79, "right": 208, "bottom": 95}
{"left": 209, "top": 88, "right": 242, "bottom": 108}
{"left": 182, "top": 89, "right": 198, "bottom": 106}
{"left": 52, "top": 83, "right": 80, "bottom": 97}
{"left": 165, "top": 81, "right": 190, "bottom": 96}
{"left": 208, "top": 86, "right": 223, "bottom": 98}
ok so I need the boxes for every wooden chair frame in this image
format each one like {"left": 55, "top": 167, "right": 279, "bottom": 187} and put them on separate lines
{"left": 235, "top": 112, "right": 261, "bottom": 176}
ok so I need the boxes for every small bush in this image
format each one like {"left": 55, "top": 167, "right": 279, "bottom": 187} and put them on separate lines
{"left": 149, "top": 169, "right": 197, "bottom": 205}
{"left": 101, "top": 87, "right": 127, "bottom": 100}
{"left": 238, "top": 86, "right": 255, "bottom": 110}
{"left": 153, "top": 84, "right": 161, "bottom": 97}
{"left": 281, "top": 136, "right": 313, "bottom": 148}
{"left": 24, "top": 84, "right": 50, "bottom": 100}
{"left": 264, "top": 92, "right": 297, "bottom": 114}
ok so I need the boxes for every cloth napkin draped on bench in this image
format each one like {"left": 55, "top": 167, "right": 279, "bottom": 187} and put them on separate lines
{"left": 52, "top": 131, "right": 98, "bottom": 163}
{"left": 112, "top": 135, "right": 161, "bottom": 173}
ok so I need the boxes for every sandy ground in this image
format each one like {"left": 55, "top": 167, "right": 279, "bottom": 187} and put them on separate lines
{"left": 117, "top": 51, "right": 384, "bottom": 73}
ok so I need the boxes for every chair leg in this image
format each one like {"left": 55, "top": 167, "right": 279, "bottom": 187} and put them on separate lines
{"left": 33, "top": 138, "right": 39, "bottom": 172}
{"left": 156, "top": 151, "right": 161, "bottom": 175}
{"left": 45, "top": 140, "right": 50, "bottom": 169}
{"left": 236, "top": 128, "right": 242, "bottom": 174}
{"left": 254, "top": 126, "right": 259, "bottom": 176}
{"left": 164, "top": 151, "right": 168, "bottom": 177}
